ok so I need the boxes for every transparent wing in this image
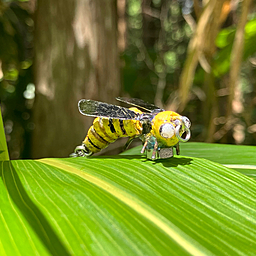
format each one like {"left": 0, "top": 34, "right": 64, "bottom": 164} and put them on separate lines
{"left": 116, "top": 97, "right": 163, "bottom": 112}
{"left": 78, "top": 99, "right": 140, "bottom": 120}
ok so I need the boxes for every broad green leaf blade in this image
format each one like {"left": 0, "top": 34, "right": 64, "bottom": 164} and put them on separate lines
{"left": 1, "top": 156, "right": 256, "bottom": 255}
{"left": 180, "top": 142, "right": 256, "bottom": 165}
{"left": 180, "top": 142, "right": 256, "bottom": 179}
{"left": 122, "top": 143, "right": 256, "bottom": 179}
{"left": 0, "top": 107, "right": 9, "bottom": 160}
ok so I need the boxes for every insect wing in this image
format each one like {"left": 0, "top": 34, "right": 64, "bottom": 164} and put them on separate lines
{"left": 78, "top": 99, "right": 140, "bottom": 120}
{"left": 116, "top": 97, "right": 163, "bottom": 112}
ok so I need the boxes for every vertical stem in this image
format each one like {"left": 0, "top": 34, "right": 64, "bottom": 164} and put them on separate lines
{"left": 227, "top": 0, "right": 252, "bottom": 117}
{"left": 0, "top": 107, "right": 10, "bottom": 161}
{"left": 203, "top": 70, "right": 218, "bottom": 142}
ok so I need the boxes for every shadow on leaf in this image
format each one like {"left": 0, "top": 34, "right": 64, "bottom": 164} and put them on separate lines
{"left": 88, "top": 154, "right": 193, "bottom": 167}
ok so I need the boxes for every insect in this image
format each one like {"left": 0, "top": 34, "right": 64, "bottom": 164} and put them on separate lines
{"left": 71, "top": 97, "right": 191, "bottom": 160}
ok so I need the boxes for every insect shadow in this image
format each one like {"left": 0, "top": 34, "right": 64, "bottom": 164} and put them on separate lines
{"left": 153, "top": 157, "right": 193, "bottom": 168}
{"left": 93, "top": 154, "right": 193, "bottom": 168}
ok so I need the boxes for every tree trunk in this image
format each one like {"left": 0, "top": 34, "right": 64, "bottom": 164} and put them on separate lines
{"left": 32, "top": 0, "right": 120, "bottom": 158}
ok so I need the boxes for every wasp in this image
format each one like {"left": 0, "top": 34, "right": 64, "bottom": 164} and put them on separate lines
{"left": 71, "top": 97, "right": 191, "bottom": 160}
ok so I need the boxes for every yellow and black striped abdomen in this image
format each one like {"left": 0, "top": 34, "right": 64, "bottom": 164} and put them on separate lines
{"left": 83, "top": 107, "right": 143, "bottom": 154}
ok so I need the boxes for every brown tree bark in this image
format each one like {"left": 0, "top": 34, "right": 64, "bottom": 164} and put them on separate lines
{"left": 32, "top": 0, "right": 120, "bottom": 158}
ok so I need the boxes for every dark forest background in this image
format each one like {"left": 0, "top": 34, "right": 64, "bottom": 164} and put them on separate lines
{"left": 1, "top": 0, "right": 256, "bottom": 159}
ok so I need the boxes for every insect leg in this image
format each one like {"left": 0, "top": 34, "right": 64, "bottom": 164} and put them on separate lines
{"left": 141, "top": 140, "right": 148, "bottom": 153}
{"left": 124, "top": 136, "right": 135, "bottom": 150}
{"left": 175, "top": 143, "right": 180, "bottom": 155}
{"left": 151, "top": 140, "right": 158, "bottom": 160}
{"left": 70, "top": 144, "right": 92, "bottom": 157}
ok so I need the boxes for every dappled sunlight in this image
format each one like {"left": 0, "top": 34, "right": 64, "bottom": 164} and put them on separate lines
{"left": 0, "top": 0, "right": 256, "bottom": 159}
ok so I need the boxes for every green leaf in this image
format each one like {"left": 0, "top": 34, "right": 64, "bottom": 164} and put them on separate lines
{"left": 123, "top": 142, "right": 256, "bottom": 179}
{"left": 0, "top": 106, "right": 9, "bottom": 160}
{"left": 213, "top": 18, "right": 256, "bottom": 77}
{"left": 178, "top": 142, "right": 256, "bottom": 165}
{"left": 215, "top": 27, "right": 235, "bottom": 48}
{"left": 180, "top": 142, "right": 256, "bottom": 179}
{"left": 1, "top": 155, "right": 256, "bottom": 255}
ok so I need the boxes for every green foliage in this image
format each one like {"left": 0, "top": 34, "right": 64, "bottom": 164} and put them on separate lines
{"left": 123, "top": 0, "right": 191, "bottom": 102}
{"left": 0, "top": 2, "right": 34, "bottom": 159}
{"left": 2, "top": 0, "right": 256, "bottom": 159}
{"left": 214, "top": 18, "right": 256, "bottom": 77}
{"left": 0, "top": 2, "right": 32, "bottom": 78}
{"left": 1, "top": 153, "right": 256, "bottom": 255}
{"left": 0, "top": 106, "right": 9, "bottom": 160}
{"left": 181, "top": 142, "right": 256, "bottom": 179}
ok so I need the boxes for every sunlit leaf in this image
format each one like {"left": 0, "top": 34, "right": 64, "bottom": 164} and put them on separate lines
{"left": 1, "top": 154, "right": 256, "bottom": 255}
{"left": 0, "top": 107, "right": 9, "bottom": 160}
{"left": 215, "top": 28, "right": 235, "bottom": 48}
{"left": 123, "top": 142, "right": 256, "bottom": 179}
{"left": 181, "top": 142, "right": 256, "bottom": 179}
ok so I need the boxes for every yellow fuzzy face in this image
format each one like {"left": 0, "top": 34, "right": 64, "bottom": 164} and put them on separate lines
{"left": 151, "top": 111, "right": 182, "bottom": 147}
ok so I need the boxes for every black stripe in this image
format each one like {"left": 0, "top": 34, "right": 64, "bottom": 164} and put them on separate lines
{"left": 108, "top": 118, "right": 116, "bottom": 133}
{"left": 88, "top": 137, "right": 101, "bottom": 150}
{"left": 119, "top": 120, "right": 126, "bottom": 135}
{"left": 91, "top": 127, "right": 108, "bottom": 143}
{"left": 84, "top": 144, "right": 91, "bottom": 154}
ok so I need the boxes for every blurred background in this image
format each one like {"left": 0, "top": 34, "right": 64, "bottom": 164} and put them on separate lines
{"left": 1, "top": 0, "right": 256, "bottom": 159}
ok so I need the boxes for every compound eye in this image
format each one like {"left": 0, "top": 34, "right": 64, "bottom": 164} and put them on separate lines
{"left": 159, "top": 123, "right": 175, "bottom": 138}
{"left": 182, "top": 116, "right": 191, "bottom": 129}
